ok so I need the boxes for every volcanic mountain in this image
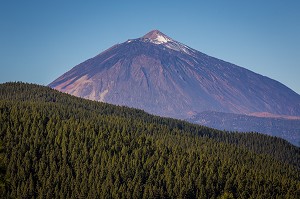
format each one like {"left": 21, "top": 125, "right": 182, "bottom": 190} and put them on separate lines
{"left": 49, "top": 30, "right": 300, "bottom": 143}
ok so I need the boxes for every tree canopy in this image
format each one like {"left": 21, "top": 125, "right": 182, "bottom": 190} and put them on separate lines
{"left": 0, "top": 82, "right": 299, "bottom": 198}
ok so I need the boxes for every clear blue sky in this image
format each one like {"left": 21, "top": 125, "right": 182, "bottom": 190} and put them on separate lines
{"left": 1, "top": 1, "right": 300, "bottom": 94}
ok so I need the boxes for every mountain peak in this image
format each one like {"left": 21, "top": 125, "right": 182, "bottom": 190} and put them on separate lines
{"left": 142, "top": 30, "right": 172, "bottom": 44}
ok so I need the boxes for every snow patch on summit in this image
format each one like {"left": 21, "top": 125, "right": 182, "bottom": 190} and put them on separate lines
{"left": 142, "top": 30, "right": 172, "bottom": 44}
{"left": 151, "top": 35, "right": 171, "bottom": 44}
{"left": 141, "top": 30, "right": 197, "bottom": 56}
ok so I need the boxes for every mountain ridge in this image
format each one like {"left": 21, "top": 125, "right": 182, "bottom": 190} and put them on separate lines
{"left": 2, "top": 82, "right": 300, "bottom": 165}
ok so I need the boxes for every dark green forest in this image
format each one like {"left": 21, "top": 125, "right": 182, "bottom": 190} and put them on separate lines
{"left": 0, "top": 82, "right": 300, "bottom": 198}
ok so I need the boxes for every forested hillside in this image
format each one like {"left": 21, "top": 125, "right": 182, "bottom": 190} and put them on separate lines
{"left": 0, "top": 82, "right": 300, "bottom": 198}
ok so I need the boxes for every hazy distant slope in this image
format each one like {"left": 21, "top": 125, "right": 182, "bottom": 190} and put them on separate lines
{"left": 189, "top": 111, "right": 300, "bottom": 146}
